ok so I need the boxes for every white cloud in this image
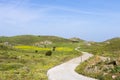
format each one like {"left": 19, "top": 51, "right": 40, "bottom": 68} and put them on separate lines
{"left": 0, "top": 0, "right": 47, "bottom": 25}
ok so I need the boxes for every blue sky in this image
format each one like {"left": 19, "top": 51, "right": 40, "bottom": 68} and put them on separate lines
{"left": 0, "top": 0, "right": 120, "bottom": 42}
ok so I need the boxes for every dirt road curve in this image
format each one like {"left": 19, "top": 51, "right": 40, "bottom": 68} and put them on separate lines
{"left": 47, "top": 52, "right": 97, "bottom": 80}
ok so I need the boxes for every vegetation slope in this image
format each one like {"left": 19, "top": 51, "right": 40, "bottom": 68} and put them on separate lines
{"left": 0, "top": 35, "right": 71, "bottom": 45}
{"left": 0, "top": 35, "right": 82, "bottom": 80}
{"left": 76, "top": 37, "right": 120, "bottom": 80}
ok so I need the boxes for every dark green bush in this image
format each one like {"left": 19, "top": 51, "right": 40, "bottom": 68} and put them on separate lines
{"left": 35, "top": 50, "right": 38, "bottom": 53}
{"left": 45, "top": 50, "right": 52, "bottom": 56}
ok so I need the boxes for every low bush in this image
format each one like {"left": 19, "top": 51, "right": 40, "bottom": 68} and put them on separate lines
{"left": 45, "top": 50, "right": 52, "bottom": 56}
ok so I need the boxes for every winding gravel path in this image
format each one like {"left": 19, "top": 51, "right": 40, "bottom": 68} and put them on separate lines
{"left": 47, "top": 52, "right": 97, "bottom": 80}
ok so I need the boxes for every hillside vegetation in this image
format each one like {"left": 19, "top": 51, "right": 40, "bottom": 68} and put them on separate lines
{"left": 1, "top": 35, "right": 120, "bottom": 80}
{"left": 0, "top": 35, "right": 82, "bottom": 80}
{"left": 76, "top": 37, "right": 120, "bottom": 80}
{"left": 0, "top": 35, "right": 71, "bottom": 45}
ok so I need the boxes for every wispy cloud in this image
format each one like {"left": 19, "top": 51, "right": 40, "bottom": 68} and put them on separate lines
{"left": 0, "top": 0, "right": 46, "bottom": 25}
{"left": 45, "top": 5, "right": 99, "bottom": 15}
{"left": 0, "top": 7, "right": 37, "bottom": 23}
{"left": 42, "top": 4, "right": 120, "bottom": 17}
{"left": 0, "top": 0, "right": 119, "bottom": 27}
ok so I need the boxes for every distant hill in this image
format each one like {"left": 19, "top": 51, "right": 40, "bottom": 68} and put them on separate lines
{"left": 0, "top": 35, "right": 71, "bottom": 45}
{"left": 69, "top": 37, "right": 84, "bottom": 42}
{"left": 103, "top": 37, "right": 120, "bottom": 52}
{"left": 81, "top": 37, "right": 120, "bottom": 55}
{"left": 104, "top": 37, "right": 120, "bottom": 43}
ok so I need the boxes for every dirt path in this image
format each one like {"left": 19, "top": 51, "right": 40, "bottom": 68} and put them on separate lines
{"left": 47, "top": 52, "right": 97, "bottom": 80}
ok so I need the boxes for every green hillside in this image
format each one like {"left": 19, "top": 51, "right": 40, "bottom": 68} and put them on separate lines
{"left": 0, "top": 35, "right": 82, "bottom": 80}
{"left": 80, "top": 37, "right": 120, "bottom": 57}
{"left": 0, "top": 35, "right": 71, "bottom": 45}
{"left": 1, "top": 35, "right": 120, "bottom": 80}
{"left": 103, "top": 37, "right": 120, "bottom": 52}
{"left": 76, "top": 37, "right": 120, "bottom": 80}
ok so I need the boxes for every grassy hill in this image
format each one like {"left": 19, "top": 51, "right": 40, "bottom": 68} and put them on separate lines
{"left": 2, "top": 35, "right": 120, "bottom": 80}
{"left": 0, "top": 35, "right": 83, "bottom": 80}
{"left": 103, "top": 37, "right": 120, "bottom": 52}
{"left": 0, "top": 35, "right": 71, "bottom": 45}
{"left": 79, "top": 37, "right": 120, "bottom": 57}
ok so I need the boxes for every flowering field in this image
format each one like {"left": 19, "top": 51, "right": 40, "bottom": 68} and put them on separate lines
{"left": 15, "top": 45, "right": 73, "bottom": 51}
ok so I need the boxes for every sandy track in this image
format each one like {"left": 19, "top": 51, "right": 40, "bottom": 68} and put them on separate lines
{"left": 47, "top": 52, "right": 97, "bottom": 80}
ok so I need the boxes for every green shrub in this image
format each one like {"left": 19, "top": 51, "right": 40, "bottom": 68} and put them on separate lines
{"left": 45, "top": 50, "right": 52, "bottom": 56}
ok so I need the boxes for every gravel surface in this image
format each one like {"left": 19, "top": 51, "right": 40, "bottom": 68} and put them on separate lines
{"left": 47, "top": 52, "right": 97, "bottom": 80}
